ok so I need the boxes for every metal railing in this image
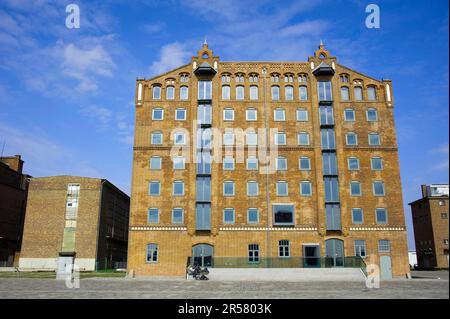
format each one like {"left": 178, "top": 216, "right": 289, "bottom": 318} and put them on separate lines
{"left": 0, "top": 261, "right": 14, "bottom": 267}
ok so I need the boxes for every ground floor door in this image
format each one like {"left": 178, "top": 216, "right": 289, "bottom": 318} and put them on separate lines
{"left": 192, "top": 244, "right": 213, "bottom": 267}
{"left": 325, "top": 239, "right": 344, "bottom": 267}
{"left": 380, "top": 256, "right": 392, "bottom": 280}
{"left": 56, "top": 256, "right": 74, "bottom": 279}
{"left": 303, "top": 245, "right": 320, "bottom": 267}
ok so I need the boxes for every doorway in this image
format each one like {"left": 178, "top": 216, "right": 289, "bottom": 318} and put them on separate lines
{"left": 303, "top": 245, "right": 320, "bottom": 267}
{"left": 192, "top": 244, "right": 213, "bottom": 267}
{"left": 380, "top": 256, "right": 393, "bottom": 280}
{"left": 325, "top": 239, "right": 344, "bottom": 267}
{"left": 56, "top": 255, "right": 74, "bottom": 279}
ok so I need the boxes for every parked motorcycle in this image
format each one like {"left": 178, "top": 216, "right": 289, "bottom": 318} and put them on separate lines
{"left": 187, "top": 264, "right": 209, "bottom": 280}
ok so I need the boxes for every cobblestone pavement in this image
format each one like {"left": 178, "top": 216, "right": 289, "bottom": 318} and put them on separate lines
{"left": 0, "top": 275, "right": 448, "bottom": 299}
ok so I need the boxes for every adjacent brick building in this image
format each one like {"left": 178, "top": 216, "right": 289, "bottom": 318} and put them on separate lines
{"left": 0, "top": 155, "right": 30, "bottom": 266}
{"left": 128, "top": 42, "right": 410, "bottom": 278}
{"left": 410, "top": 184, "right": 449, "bottom": 269}
{"left": 19, "top": 176, "right": 130, "bottom": 271}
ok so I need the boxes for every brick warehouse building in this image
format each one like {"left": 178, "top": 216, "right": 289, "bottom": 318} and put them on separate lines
{"left": 127, "top": 42, "right": 410, "bottom": 278}
{"left": 19, "top": 176, "right": 130, "bottom": 271}
{"left": 0, "top": 155, "right": 30, "bottom": 266}
{"left": 410, "top": 184, "right": 449, "bottom": 269}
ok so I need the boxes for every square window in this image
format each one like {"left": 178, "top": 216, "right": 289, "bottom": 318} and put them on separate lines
{"left": 346, "top": 133, "right": 358, "bottom": 146}
{"left": 278, "top": 240, "right": 290, "bottom": 257}
{"left": 277, "top": 157, "right": 287, "bottom": 170}
{"left": 300, "top": 181, "right": 312, "bottom": 196}
{"left": 223, "top": 109, "right": 234, "bottom": 121}
{"left": 150, "top": 157, "right": 162, "bottom": 170}
{"left": 246, "top": 132, "right": 258, "bottom": 146}
{"left": 152, "top": 108, "right": 163, "bottom": 120}
{"left": 173, "top": 156, "right": 185, "bottom": 170}
{"left": 147, "top": 208, "right": 159, "bottom": 223}
{"left": 273, "top": 205, "right": 294, "bottom": 226}
{"left": 373, "top": 181, "right": 385, "bottom": 196}
{"left": 223, "top": 208, "right": 235, "bottom": 224}
{"left": 352, "top": 208, "right": 364, "bottom": 224}
{"left": 371, "top": 157, "right": 383, "bottom": 170}
{"left": 367, "top": 109, "right": 378, "bottom": 121}
{"left": 277, "top": 181, "right": 288, "bottom": 196}
{"left": 376, "top": 208, "right": 388, "bottom": 224}
{"left": 296, "top": 109, "right": 308, "bottom": 121}
{"left": 151, "top": 133, "right": 163, "bottom": 145}
{"left": 350, "top": 181, "right": 362, "bottom": 196}
{"left": 378, "top": 240, "right": 390, "bottom": 252}
{"left": 172, "top": 208, "right": 184, "bottom": 224}
{"left": 173, "top": 181, "right": 184, "bottom": 196}
{"left": 223, "top": 157, "right": 235, "bottom": 170}
{"left": 348, "top": 157, "right": 360, "bottom": 170}
{"left": 149, "top": 182, "right": 160, "bottom": 196}
{"left": 275, "top": 133, "right": 286, "bottom": 145}
{"left": 223, "top": 181, "right": 235, "bottom": 196}
{"left": 354, "top": 240, "right": 366, "bottom": 258}
{"left": 247, "top": 182, "right": 259, "bottom": 196}
{"left": 174, "top": 132, "right": 185, "bottom": 145}
{"left": 344, "top": 109, "right": 355, "bottom": 122}
{"left": 146, "top": 243, "right": 158, "bottom": 263}
{"left": 248, "top": 208, "right": 259, "bottom": 224}
{"left": 224, "top": 132, "right": 234, "bottom": 146}
{"left": 247, "top": 157, "right": 258, "bottom": 170}
{"left": 369, "top": 133, "right": 381, "bottom": 146}
{"left": 175, "top": 109, "right": 186, "bottom": 121}
{"left": 274, "top": 109, "right": 285, "bottom": 121}
{"left": 246, "top": 109, "right": 257, "bottom": 121}
{"left": 299, "top": 157, "right": 311, "bottom": 170}
{"left": 298, "top": 132, "right": 310, "bottom": 146}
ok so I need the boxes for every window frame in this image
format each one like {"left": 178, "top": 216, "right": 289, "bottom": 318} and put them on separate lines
{"left": 149, "top": 181, "right": 161, "bottom": 196}
{"left": 351, "top": 208, "right": 364, "bottom": 224}
{"left": 300, "top": 181, "right": 312, "bottom": 196}
{"left": 172, "top": 181, "right": 185, "bottom": 196}
{"left": 223, "top": 208, "right": 235, "bottom": 224}
{"left": 147, "top": 208, "right": 159, "bottom": 224}
{"left": 152, "top": 108, "right": 164, "bottom": 121}
{"left": 146, "top": 243, "right": 158, "bottom": 263}
{"left": 223, "top": 181, "right": 235, "bottom": 197}
{"left": 175, "top": 108, "right": 186, "bottom": 121}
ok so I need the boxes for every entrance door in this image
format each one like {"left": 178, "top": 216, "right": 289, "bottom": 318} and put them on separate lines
{"left": 380, "top": 256, "right": 393, "bottom": 280}
{"left": 303, "top": 245, "right": 320, "bottom": 267}
{"left": 56, "top": 256, "right": 74, "bottom": 279}
{"left": 192, "top": 244, "right": 213, "bottom": 267}
{"left": 325, "top": 239, "right": 344, "bottom": 267}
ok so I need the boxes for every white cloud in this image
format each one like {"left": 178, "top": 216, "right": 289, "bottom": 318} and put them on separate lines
{"left": 149, "top": 42, "right": 190, "bottom": 76}
{"left": 80, "top": 105, "right": 114, "bottom": 130}
{"left": 431, "top": 160, "right": 449, "bottom": 172}
{"left": 143, "top": 22, "right": 166, "bottom": 34}
{"left": 431, "top": 144, "right": 449, "bottom": 154}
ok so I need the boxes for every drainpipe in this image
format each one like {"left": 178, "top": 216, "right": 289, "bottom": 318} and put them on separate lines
{"left": 262, "top": 67, "right": 271, "bottom": 263}
{"left": 94, "top": 180, "right": 107, "bottom": 270}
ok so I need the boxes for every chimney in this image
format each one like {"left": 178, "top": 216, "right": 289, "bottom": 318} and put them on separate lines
{"left": 421, "top": 185, "right": 428, "bottom": 198}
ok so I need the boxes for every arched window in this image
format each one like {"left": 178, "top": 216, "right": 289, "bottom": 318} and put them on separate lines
{"left": 180, "top": 86, "right": 188, "bottom": 100}
{"left": 222, "top": 85, "right": 230, "bottom": 100}
{"left": 285, "top": 85, "right": 294, "bottom": 100}
{"left": 152, "top": 85, "right": 161, "bottom": 100}
{"left": 271, "top": 73, "right": 280, "bottom": 82}
{"left": 221, "top": 73, "right": 230, "bottom": 83}
{"left": 298, "top": 73, "right": 308, "bottom": 83}
{"left": 354, "top": 86, "right": 363, "bottom": 101}
{"left": 284, "top": 73, "right": 294, "bottom": 83}
{"left": 271, "top": 85, "right": 280, "bottom": 100}
{"left": 236, "top": 85, "right": 244, "bottom": 100}
{"left": 339, "top": 74, "right": 349, "bottom": 83}
{"left": 299, "top": 86, "right": 308, "bottom": 101}
{"left": 250, "top": 85, "right": 258, "bottom": 100}
{"left": 367, "top": 86, "right": 377, "bottom": 101}
{"left": 166, "top": 86, "right": 175, "bottom": 100}
{"left": 340, "top": 86, "right": 349, "bottom": 101}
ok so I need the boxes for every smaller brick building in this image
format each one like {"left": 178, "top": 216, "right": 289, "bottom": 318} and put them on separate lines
{"left": 410, "top": 184, "right": 449, "bottom": 269}
{"left": 19, "top": 176, "right": 130, "bottom": 271}
{"left": 0, "top": 155, "right": 30, "bottom": 266}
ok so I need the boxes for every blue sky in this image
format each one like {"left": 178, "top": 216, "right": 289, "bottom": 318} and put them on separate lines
{"left": 0, "top": 0, "right": 448, "bottom": 249}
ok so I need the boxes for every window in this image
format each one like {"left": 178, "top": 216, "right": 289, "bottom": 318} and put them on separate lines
{"left": 441, "top": 213, "right": 448, "bottom": 219}
{"left": 276, "top": 181, "right": 288, "bottom": 196}
{"left": 223, "top": 181, "right": 235, "bottom": 196}
{"left": 222, "top": 85, "right": 230, "bottom": 100}
{"left": 298, "top": 74, "right": 308, "bottom": 83}
{"left": 350, "top": 181, "right": 362, "bottom": 196}
{"left": 247, "top": 156, "right": 258, "bottom": 170}
{"left": 147, "top": 208, "right": 159, "bottom": 223}
{"left": 340, "top": 87, "right": 349, "bottom": 101}
{"left": 236, "top": 85, "right": 244, "bottom": 100}
{"left": 223, "top": 108, "right": 235, "bottom": 121}
{"left": 180, "top": 86, "right": 188, "bottom": 100}
{"left": 348, "top": 157, "right": 360, "bottom": 170}
{"left": 318, "top": 81, "right": 332, "bottom": 101}
{"left": 246, "top": 131, "right": 258, "bottom": 146}
{"left": 319, "top": 105, "right": 334, "bottom": 125}
{"left": 223, "top": 156, "right": 235, "bottom": 170}
{"left": 152, "top": 108, "right": 163, "bottom": 120}
{"left": 444, "top": 239, "right": 449, "bottom": 245}
{"left": 371, "top": 157, "right": 383, "bottom": 170}
{"left": 346, "top": 132, "right": 358, "bottom": 146}
{"left": 373, "top": 181, "right": 385, "bottom": 196}
{"left": 149, "top": 181, "right": 160, "bottom": 196}
{"left": 322, "top": 153, "right": 337, "bottom": 175}
{"left": 223, "top": 208, "right": 235, "bottom": 224}
{"left": 321, "top": 129, "right": 336, "bottom": 149}
{"left": 271, "top": 74, "right": 280, "bottom": 82}
{"left": 344, "top": 109, "right": 355, "bottom": 122}
{"left": 296, "top": 108, "right": 308, "bottom": 121}
{"left": 340, "top": 74, "right": 349, "bottom": 83}
{"left": 274, "top": 108, "right": 285, "bottom": 121}
{"left": 150, "top": 156, "right": 162, "bottom": 170}
{"left": 368, "top": 133, "right": 381, "bottom": 146}
{"left": 173, "top": 181, "right": 184, "bottom": 196}
{"left": 196, "top": 177, "right": 211, "bottom": 201}
{"left": 276, "top": 157, "right": 287, "bottom": 171}
{"left": 366, "top": 108, "right": 378, "bottom": 121}
{"left": 354, "top": 240, "right": 367, "bottom": 258}
{"left": 146, "top": 243, "right": 158, "bottom": 263}
{"left": 274, "top": 132, "right": 286, "bottom": 145}
{"left": 285, "top": 86, "right": 294, "bottom": 100}
{"left": 324, "top": 177, "right": 339, "bottom": 202}
{"left": 248, "top": 208, "right": 259, "bottom": 224}
{"left": 152, "top": 86, "right": 161, "bottom": 100}
{"left": 279, "top": 240, "right": 290, "bottom": 257}
{"left": 175, "top": 108, "right": 186, "bottom": 121}
{"left": 354, "top": 86, "right": 363, "bottom": 101}
{"left": 173, "top": 156, "right": 185, "bottom": 170}
{"left": 173, "top": 132, "right": 186, "bottom": 145}
{"left": 326, "top": 204, "right": 341, "bottom": 230}
{"left": 273, "top": 205, "right": 294, "bottom": 226}
{"left": 221, "top": 74, "right": 230, "bottom": 83}
{"left": 172, "top": 208, "right": 184, "bottom": 224}
{"left": 298, "top": 132, "right": 310, "bottom": 146}
{"left": 352, "top": 208, "right": 364, "bottom": 224}
{"left": 235, "top": 74, "right": 245, "bottom": 83}
{"left": 180, "top": 74, "right": 189, "bottom": 82}
{"left": 247, "top": 181, "right": 259, "bottom": 196}
{"left": 197, "top": 104, "right": 212, "bottom": 125}
{"left": 249, "top": 74, "right": 258, "bottom": 82}
{"left": 284, "top": 74, "right": 294, "bottom": 82}
{"left": 378, "top": 240, "right": 391, "bottom": 252}
{"left": 196, "top": 203, "right": 211, "bottom": 230}
{"left": 367, "top": 86, "right": 377, "bottom": 101}
{"left": 271, "top": 86, "right": 280, "bottom": 100}
{"left": 300, "top": 181, "right": 312, "bottom": 196}
{"left": 198, "top": 81, "right": 212, "bottom": 99}
{"left": 246, "top": 108, "right": 257, "bottom": 121}
{"left": 223, "top": 132, "right": 234, "bottom": 146}
{"left": 248, "top": 244, "right": 260, "bottom": 263}
{"left": 299, "top": 157, "right": 311, "bottom": 171}
{"left": 166, "top": 86, "right": 175, "bottom": 100}
{"left": 250, "top": 85, "right": 258, "bottom": 100}
{"left": 299, "top": 86, "right": 308, "bottom": 101}
{"left": 376, "top": 208, "right": 388, "bottom": 224}
{"left": 151, "top": 132, "right": 163, "bottom": 145}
